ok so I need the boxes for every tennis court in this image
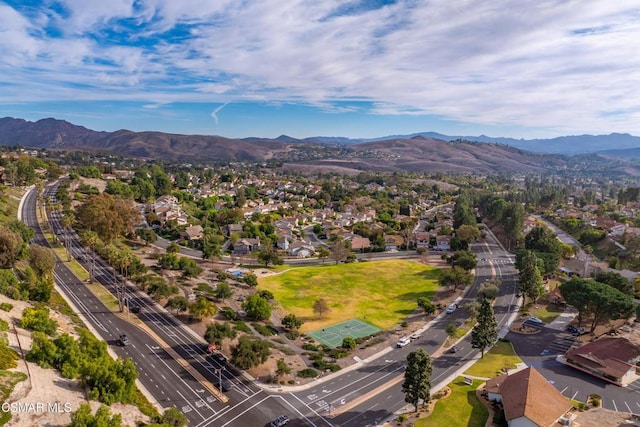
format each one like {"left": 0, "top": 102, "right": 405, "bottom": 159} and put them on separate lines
{"left": 306, "top": 318, "right": 382, "bottom": 348}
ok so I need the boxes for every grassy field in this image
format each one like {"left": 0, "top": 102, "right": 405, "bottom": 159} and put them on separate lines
{"left": 258, "top": 259, "right": 440, "bottom": 331}
{"left": 464, "top": 340, "right": 522, "bottom": 378}
{"left": 529, "top": 302, "right": 564, "bottom": 324}
{"left": 0, "top": 186, "right": 25, "bottom": 224}
{"left": 416, "top": 377, "right": 488, "bottom": 427}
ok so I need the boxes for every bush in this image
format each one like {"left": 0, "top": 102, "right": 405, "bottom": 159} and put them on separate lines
{"left": 20, "top": 308, "right": 57, "bottom": 335}
{"left": 330, "top": 349, "right": 349, "bottom": 359}
{"left": 446, "top": 323, "right": 457, "bottom": 337}
{"left": 298, "top": 368, "right": 318, "bottom": 378}
{"left": 302, "top": 343, "right": 319, "bottom": 351}
{"left": 400, "top": 320, "right": 409, "bottom": 328}
{"left": 257, "top": 289, "right": 274, "bottom": 300}
{"left": 0, "top": 319, "right": 8, "bottom": 331}
{"left": 0, "top": 302, "right": 13, "bottom": 312}
{"left": 252, "top": 323, "right": 278, "bottom": 336}
{"left": 220, "top": 307, "right": 238, "bottom": 321}
{"left": 326, "top": 363, "right": 341, "bottom": 372}
{"left": 341, "top": 337, "right": 356, "bottom": 350}
{"left": 285, "top": 330, "right": 300, "bottom": 340}
{"left": 234, "top": 321, "right": 251, "bottom": 333}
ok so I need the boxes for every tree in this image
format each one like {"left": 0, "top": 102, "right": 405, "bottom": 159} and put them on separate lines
{"left": 242, "top": 294, "right": 272, "bottom": 321}
{"left": 215, "top": 282, "right": 233, "bottom": 300}
{"left": 595, "top": 271, "right": 634, "bottom": 296}
{"left": 282, "top": 313, "right": 304, "bottom": 330}
{"left": 231, "top": 336, "right": 271, "bottom": 369}
{"left": 438, "top": 266, "right": 473, "bottom": 290}
{"left": 317, "top": 246, "right": 330, "bottom": 264}
{"left": 256, "top": 247, "right": 283, "bottom": 267}
{"left": 189, "top": 297, "right": 217, "bottom": 320}
{"left": 560, "top": 278, "right": 635, "bottom": 332}
{"left": 75, "top": 193, "right": 138, "bottom": 243}
{"left": 0, "top": 226, "right": 22, "bottom": 269}
{"left": 276, "top": 358, "right": 291, "bottom": 378}
{"left": 402, "top": 349, "right": 433, "bottom": 412}
{"left": 28, "top": 244, "right": 56, "bottom": 279}
{"left": 477, "top": 279, "right": 500, "bottom": 300}
{"left": 313, "top": 298, "right": 330, "bottom": 319}
{"left": 517, "top": 250, "right": 544, "bottom": 305}
{"left": 417, "top": 297, "right": 436, "bottom": 315}
{"left": 330, "top": 239, "right": 350, "bottom": 264}
{"left": 135, "top": 228, "right": 157, "bottom": 246}
{"left": 165, "top": 296, "right": 189, "bottom": 316}
{"left": 471, "top": 298, "right": 498, "bottom": 357}
{"left": 21, "top": 308, "right": 57, "bottom": 335}
{"left": 166, "top": 242, "right": 181, "bottom": 254}
{"left": 70, "top": 403, "right": 123, "bottom": 427}
{"left": 244, "top": 273, "right": 258, "bottom": 287}
{"left": 455, "top": 224, "right": 481, "bottom": 245}
{"left": 160, "top": 407, "right": 188, "bottom": 427}
{"left": 204, "top": 322, "right": 237, "bottom": 347}
{"left": 449, "top": 250, "right": 477, "bottom": 272}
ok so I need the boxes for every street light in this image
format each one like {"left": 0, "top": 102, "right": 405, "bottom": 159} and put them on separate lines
{"left": 216, "top": 367, "right": 225, "bottom": 391}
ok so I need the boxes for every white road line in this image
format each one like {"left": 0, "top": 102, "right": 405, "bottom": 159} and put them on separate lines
{"left": 560, "top": 386, "right": 568, "bottom": 393}
{"left": 571, "top": 390, "right": 579, "bottom": 400}
{"left": 289, "top": 393, "right": 333, "bottom": 426}
{"left": 613, "top": 399, "right": 619, "bottom": 412}
{"left": 626, "top": 402, "right": 632, "bottom": 413}
{"left": 195, "top": 391, "right": 261, "bottom": 427}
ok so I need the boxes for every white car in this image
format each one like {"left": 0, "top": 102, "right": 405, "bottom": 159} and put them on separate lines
{"left": 396, "top": 338, "right": 411, "bottom": 348}
{"left": 527, "top": 316, "right": 544, "bottom": 324}
{"left": 446, "top": 304, "right": 457, "bottom": 314}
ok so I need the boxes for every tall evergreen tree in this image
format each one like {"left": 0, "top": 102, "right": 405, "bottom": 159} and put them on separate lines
{"left": 471, "top": 298, "right": 498, "bottom": 357}
{"left": 402, "top": 349, "right": 433, "bottom": 412}
{"left": 518, "top": 250, "right": 544, "bottom": 305}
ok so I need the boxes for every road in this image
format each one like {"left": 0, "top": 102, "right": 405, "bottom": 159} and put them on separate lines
{"left": 26, "top": 184, "right": 298, "bottom": 427}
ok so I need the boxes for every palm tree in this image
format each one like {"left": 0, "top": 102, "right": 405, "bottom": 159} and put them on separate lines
{"left": 61, "top": 213, "right": 75, "bottom": 261}
{"left": 83, "top": 231, "right": 99, "bottom": 283}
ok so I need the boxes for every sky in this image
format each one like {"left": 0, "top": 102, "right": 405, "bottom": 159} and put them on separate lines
{"left": 1, "top": 0, "right": 640, "bottom": 140}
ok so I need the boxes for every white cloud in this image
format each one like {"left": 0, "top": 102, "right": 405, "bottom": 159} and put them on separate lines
{"left": 2, "top": 0, "right": 640, "bottom": 135}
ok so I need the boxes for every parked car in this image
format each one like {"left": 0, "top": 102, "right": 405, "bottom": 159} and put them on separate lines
{"left": 396, "top": 338, "right": 411, "bottom": 348}
{"left": 119, "top": 334, "right": 130, "bottom": 346}
{"left": 527, "top": 316, "right": 544, "bottom": 324}
{"left": 446, "top": 303, "right": 458, "bottom": 314}
{"left": 215, "top": 378, "right": 232, "bottom": 392}
{"left": 270, "top": 415, "right": 290, "bottom": 427}
{"left": 409, "top": 333, "right": 421, "bottom": 340}
{"left": 129, "top": 305, "right": 141, "bottom": 314}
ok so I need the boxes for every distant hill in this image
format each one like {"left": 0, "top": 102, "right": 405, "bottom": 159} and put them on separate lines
{"left": 2, "top": 116, "right": 635, "bottom": 175}
{"left": 308, "top": 131, "right": 640, "bottom": 155}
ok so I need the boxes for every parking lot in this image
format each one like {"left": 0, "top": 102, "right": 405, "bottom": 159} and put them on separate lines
{"left": 508, "top": 327, "right": 640, "bottom": 413}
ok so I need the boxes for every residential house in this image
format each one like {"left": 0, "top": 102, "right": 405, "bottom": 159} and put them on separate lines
{"left": 350, "top": 236, "right": 371, "bottom": 252}
{"left": 181, "top": 225, "right": 203, "bottom": 241}
{"left": 564, "top": 337, "right": 640, "bottom": 386}
{"left": 412, "top": 232, "right": 431, "bottom": 249}
{"left": 485, "top": 367, "right": 573, "bottom": 427}
{"left": 288, "top": 242, "right": 315, "bottom": 258}
{"left": 435, "top": 235, "right": 451, "bottom": 251}
{"left": 384, "top": 235, "right": 404, "bottom": 252}
{"left": 233, "top": 238, "right": 260, "bottom": 255}
{"left": 225, "top": 223, "right": 244, "bottom": 237}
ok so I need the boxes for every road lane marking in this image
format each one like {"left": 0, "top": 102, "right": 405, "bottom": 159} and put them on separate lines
{"left": 626, "top": 402, "right": 632, "bottom": 413}
{"left": 613, "top": 399, "right": 618, "bottom": 412}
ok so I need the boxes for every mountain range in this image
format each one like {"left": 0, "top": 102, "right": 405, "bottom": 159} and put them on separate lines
{"left": 2, "top": 117, "right": 640, "bottom": 174}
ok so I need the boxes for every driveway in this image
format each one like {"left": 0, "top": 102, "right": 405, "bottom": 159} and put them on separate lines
{"left": 508, "top": 327, "right": 640, "bottom": 413}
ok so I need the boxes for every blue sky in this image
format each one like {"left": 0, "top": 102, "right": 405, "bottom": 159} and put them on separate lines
{"left": 1, "top": 1, "right": 639, "bottom": 139}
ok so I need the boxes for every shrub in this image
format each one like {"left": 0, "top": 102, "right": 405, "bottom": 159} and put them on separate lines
{"left": 20, "top": 308, "right": 57, "bottom": 335}
{"left": 234, "top": 321, "right": 251, "bottom": 333}
{"left": 0, "top": 319, "right": 8, "bottom": 331}
{"left": 400, "top": 320, "right": 409, "bottom": 328}
{"left": 341, "top": 337, "right": 356, "bottom": 350}
{"left": 298, "top": 368, "right": 318, "bottom": 378}
{"left": 445, "top": 323, "right": 457, "bottom": 337}
{"left": 302, "top": 343, "right": 319, "bottom": 352}
{"left": 285, "top": 330, "right": 300, "bottom": 340}
{"left": 220, "top": 307, "right": 238, "bottom": 321}
{"left": 0, "top": 302, "right": 13, "bottom": 312}
{"left": 330, "top": 349, "right": 349, "bottom": 359}
{"left": 326, "top": 363, "right": 341, "bottom": 372}
{"left": 252, "top": 323, "right": 278, "bottom": 336}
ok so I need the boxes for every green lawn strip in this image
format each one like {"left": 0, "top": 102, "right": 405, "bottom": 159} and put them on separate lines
{"left": 258, "top": 260, "right": 440, "bottom": 331}
{"left": 86, "top": 283, "right": 120, "bottom": 311}
{"left": 464, "top": 340, "right": 522, "bottom": 378}
{"left": 528, "top": 303, "right": 564, "bottom": 324}
{"left": 0, "top": 370, "right": 28, "bottom": 425}
{"left": 416, "top": 377, "right": 488, "bottom": 427}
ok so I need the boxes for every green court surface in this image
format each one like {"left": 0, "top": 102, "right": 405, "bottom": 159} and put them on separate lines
{"left": 306, "top": 318, "right": 382, "bottom": 348}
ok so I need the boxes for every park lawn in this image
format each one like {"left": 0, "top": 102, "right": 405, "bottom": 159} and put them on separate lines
{"left": 529, "top": 302, "right": 564, "bottom": 324}
{"left": 258, "top": 259, "right": 440, "bottom": 331}
{"left": 416, "top": 377, "right": 488, "bottom": 427}
{"left": 464, "top": 340, "right": 522, "bottom": 378}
